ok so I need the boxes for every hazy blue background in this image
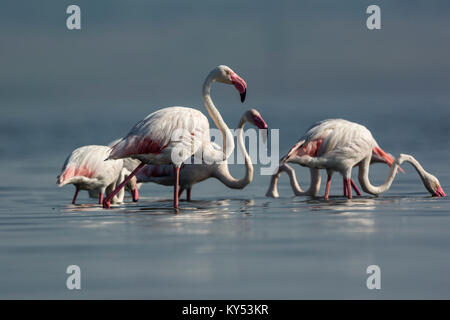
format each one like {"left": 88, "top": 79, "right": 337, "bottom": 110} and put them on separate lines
{"left": 1, "top": 0, "right": 450, "bottom": 299}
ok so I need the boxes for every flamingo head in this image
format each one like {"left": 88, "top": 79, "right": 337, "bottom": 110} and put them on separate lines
{"left": 244, "top": 109, "right": 268, "bottom": 143}
{"left": 125, "top": 175, "right": 139, "bottom": 201}
{"left": 397, "top": 154, "right": 446, "bottom": 197}
{"left": 424, "top": 173, "right": 446, "bottom": 197}
{"left": 214, "top": 65, "right": 247, "bottom": 102}
{"left": 245, "top": 109, "right": 268, "bottom": 130}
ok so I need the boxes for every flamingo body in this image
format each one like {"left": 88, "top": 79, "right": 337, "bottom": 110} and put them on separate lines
{"left": 57, "top": 145, "right": 125, "bottom": 204}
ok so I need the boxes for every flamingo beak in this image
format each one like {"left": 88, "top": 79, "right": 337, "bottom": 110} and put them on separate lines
{"left": 230, "top": 72, "right": 247, "bottom": 103}
{"left": 131, "top": 188, "right": 139, "bottom": 202}
{"left": 240, "top": 91, "right": 246, "bottom": 103}
{"left": 435, "top": 186, "right": 446, "bottom": 197}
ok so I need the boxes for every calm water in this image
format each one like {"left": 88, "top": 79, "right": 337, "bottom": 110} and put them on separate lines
{"left": 1, "top": 95, "right": 450, "bottom": 299}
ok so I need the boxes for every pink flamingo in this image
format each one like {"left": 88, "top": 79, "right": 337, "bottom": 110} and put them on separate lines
{"left": 57, "top": 145, "right": 131, "bottom": 204}
{"left": 102, "top": 65, "right": 247, "bottom": 209}
{"left": 134, "top": 109, "right": 267, "bottom": 200}
{"left": 274, "top": 119, "right": 399, "bottom": 200}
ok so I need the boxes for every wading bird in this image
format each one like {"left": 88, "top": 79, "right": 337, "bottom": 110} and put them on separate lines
{"left": 134, "top": 109, "right": 268, "bottom": 201}
{"left": 57, "top": 145, "right": 130, "bottom": 204}
{"left": 102, "top": 65, "right": 247, "bottom": 209}
{"left": 276, "top": 119, "right": 397, "bottom": 200}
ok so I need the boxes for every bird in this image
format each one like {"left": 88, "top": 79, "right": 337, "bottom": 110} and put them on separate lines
{"left": 357, "top": 153, "right": 446, "bottom": 197}
{"left": 102, "top": 65, "right": 247, "bottom": 209}
{"left": 277, "top": 119, "right": 397, "bottom": 200}
{"left": 134, "top": 109, "right": 268, "bottom": 200}
{"left": 57, "top": 145, "right": 131, "bottom": 205}
{"left": 266, "top": 151, "right": 397, "bottom": 198}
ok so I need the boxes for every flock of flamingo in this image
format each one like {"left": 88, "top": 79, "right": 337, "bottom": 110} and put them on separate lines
{"left": 57, "top": 65, "right": 446, "bottom": 209}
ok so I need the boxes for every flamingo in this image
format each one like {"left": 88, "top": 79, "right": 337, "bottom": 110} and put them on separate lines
{"left": 134, "top": 109, "right": 268, "bottom": 200}
{"left": 102, "top": 65, "right": 247, "bottom": 209}
{"left": 357, "top": 153, "right": 446, "bottom": 197}
{"left": 266, "top": 152, "right": 396, "bottom": 198}
{"left": 276, "top": 119, "right": 398, "bottom": 200}
{"left": 57, "top": 145, "right": 130, "bottom": 204}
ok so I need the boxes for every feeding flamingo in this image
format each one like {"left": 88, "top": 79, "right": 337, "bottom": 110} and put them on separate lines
{"left": 133, "top": 109, "right": 268, "bottom": 201}
{"left": 102, "top": 65, "right": 247, "bottom": 209}
{"left": 276, "top": 119, "right": 398, "bottom": 200}
{"left": 57, "top": 145, "right": 130, "bottom": 204}
{"left": 266, "top": 151, "right": 396, "bottom": 198}
{"left": 356, "top": 153, "right": 446, "bottom": 197}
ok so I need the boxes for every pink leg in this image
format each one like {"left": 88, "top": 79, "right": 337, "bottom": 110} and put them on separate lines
{"left": 350, "top": 179, "right": 362, "bottom": 196}
{"left": 186, "top": 188, "right": 191, "bottom": 201}
{"left": 324, "top": 175, "right": 332, "bottom": 200}
{"left": 173, "top": 167, "right": 180, "bottom": 209}
{"left": 343, "top": 178, "right": 348, "bottom": 197}
{"left": 99, "top": 192, "right": 103, "bottom": 204}
{"left": 178, "top": 188, "right": 184, "bottom": 198}
{"left": 131, "top": 188, "right": 139, "bottom": 202}
{"left": 347, "top": 179, "right": 352, "bottom": 199}
{"left": 103, "top": 163, "right": 145, "bottom": 209}
{"left": 72, "top": 188, "right": 79, "bottom": 205}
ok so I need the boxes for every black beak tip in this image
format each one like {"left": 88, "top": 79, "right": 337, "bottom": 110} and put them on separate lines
{"left": 240, "top": 91, "right": 246, "bottom": 103}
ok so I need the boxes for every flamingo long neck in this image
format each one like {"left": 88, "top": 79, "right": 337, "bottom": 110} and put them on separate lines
{"left": 284, "top": 166, "right": 321, "bottom": 196}
{"left": 202, "top": 72, "right": 235, "bottom": 160}
{"left": 397, "top": 154, "right": 431, "bottom": 187}
{"left": 266, "top": 164, "right": 321, "bottom": 197}
{"left": 358, "top": 156, "right": 400, "bottom": 195}
{"left": 214, "top": 117, "right": 253, "bottom": 189}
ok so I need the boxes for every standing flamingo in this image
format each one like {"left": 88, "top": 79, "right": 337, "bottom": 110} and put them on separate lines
{"left": 134, "top": 109, "right": 268, "bottom": 200}
{"left": 102, "top": 65, "right": 247, "bottom": 209}
{"left": 57, "top": 145, "right": 128, "bottom": 204}
{"left": 278, "top": 119, "right": 398, "bottom": 200}
{"left": 357, "top": 153, "right": 446, "bottom": 197}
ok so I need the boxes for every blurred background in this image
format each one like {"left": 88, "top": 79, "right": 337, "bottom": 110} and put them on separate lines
{"left": 1, "top": 0, "right": 450, "bottom": 299}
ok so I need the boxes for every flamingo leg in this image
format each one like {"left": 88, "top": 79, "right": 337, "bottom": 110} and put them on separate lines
{"left": 178, "top": 188, "right": 184, "bottom": 198}
{"left": 343, "top": 178, "right": 348, "bottom": 197}
{"left": 346, "top": 178, "right": 352, "bottom": 199}
{"left": 72, "top": 188, "right": 79, "bottom": 205}
{"left": 103, "top": 163, "right": 145, "bottom": 208}
{"left": 186, "top": 188, "right": 191, "bottom": 201}
{"left": 173, "top": 167, "right": 180, "bottom": 209}
{"left": 324, "top": 175, "right": 332, "bottom": 200}
{"left": 350, "top": 179, "right": 362, "bottom": 196}
{"left": 131, "top": 188, "right": 139, "bottom": 202}
{"left": 98, "top": 192, "right": 103, "bottom": 204}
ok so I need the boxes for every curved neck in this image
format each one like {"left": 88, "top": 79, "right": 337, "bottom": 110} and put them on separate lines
{"left": 202, "top": 72, "right": 235, "bottom": 160}
{"left": 403, "top": 155, "right": 427, "bottom": 184}
{"left": 266, "top": 164, "right": 321, "bottom": 197}
{"left": 214, "top": 117, "right": 253, "bottom": 189}
{"left": 358, "top": 156, "right": 400, "bottom": 195}
{"left": 285, "top": 166, "right": 321, "bottom": 196}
